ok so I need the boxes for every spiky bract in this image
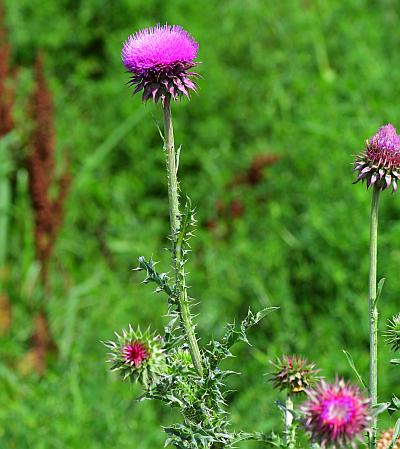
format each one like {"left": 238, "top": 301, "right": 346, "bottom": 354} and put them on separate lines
{"left": 354, "top": 124, "right": 400, "bottom": 192}
{"left": 384, "top": 313, "right": 400, "bottom": 352}
{"left": 104, "top": 325, "right": 165, "bottom": 387}
{"left": 269, "top": 355, "right": 321, "bottom": 395}
{"left": 121, "top": 24, "right": 199, "bottom": 104}
{"left": 301, "top": 379, "right": 371, "bottom": 448}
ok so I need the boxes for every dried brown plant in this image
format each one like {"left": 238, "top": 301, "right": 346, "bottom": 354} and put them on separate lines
{"left": 26, "top": 53, "right": 71, "bottom": 373}
{"left": 0, "top": 0, "right": 14, "bottom": 137}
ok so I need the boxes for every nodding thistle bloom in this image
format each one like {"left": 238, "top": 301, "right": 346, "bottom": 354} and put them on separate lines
{"left": 301, "top": 379, "right": 371, "bottom": 448}
{"left": 384, "top": 313, "right": 400, "bottom": 352}
{"left": 104, "top": 325, "right": 165, "bottom": 387}
{"left": 269, "top": 355, "right": 321, "bottom": 395}
{"left": 121, "top": 24, "right": 199, "bottom": 104}
{"left": 354, "top": 124, "right": 400, "bottom": 192}
{"left": 377, "top": 428, "right": 400, "bottom": 449}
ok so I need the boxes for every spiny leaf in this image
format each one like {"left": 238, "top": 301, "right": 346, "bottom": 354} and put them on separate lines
{"left": 133, "top": 256, "right": 173, "bottom": 297}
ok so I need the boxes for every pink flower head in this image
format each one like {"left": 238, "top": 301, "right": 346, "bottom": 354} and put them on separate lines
{"left": 122, "top": 341, "right": 149, "bottom": 366}
{"left": 301, "top": 379, "right": 371, "bottom": 448}
{"left": 121, "top": 24, "right": 199, "bottom": 104}
{"left": 354, "top": 124, "right": 400, "bottom": 192}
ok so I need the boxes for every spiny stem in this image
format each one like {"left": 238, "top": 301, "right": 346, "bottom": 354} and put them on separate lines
{"left": 162, "top": 95, "right": 203, "bottom": 377}
{"left": 285, "top": 393, "right": 295, "bottom": 449}
{"left": 368, "top": 185, "right": 380, "bottom": 449}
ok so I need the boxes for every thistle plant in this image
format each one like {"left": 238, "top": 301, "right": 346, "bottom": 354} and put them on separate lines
{"left": 354, "top": 124, "right": 400, "bottom": 449}
{"left": 105, "top": 24, "right": 278, "bottom": 449}
{"left": 103, "top": 23, "right": 383, "bottom": 449}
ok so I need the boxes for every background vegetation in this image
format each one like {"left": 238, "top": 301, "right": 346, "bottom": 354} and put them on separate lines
{"left": 1, "top": 0, "right": 399, "bottom": 448}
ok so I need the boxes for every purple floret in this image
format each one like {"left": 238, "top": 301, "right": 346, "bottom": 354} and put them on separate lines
{"left": 369, "top": 124, "right": 400, "bottom": 154}
{"left": 121, "top": 24, "right": 199, "bottom": 104}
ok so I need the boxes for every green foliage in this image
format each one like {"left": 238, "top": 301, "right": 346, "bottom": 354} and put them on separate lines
{"left": 130, "top": 194, "right": 277, "bottom": 447}
{"left": 1, "top": 0, "right": 399, "bottom": 448}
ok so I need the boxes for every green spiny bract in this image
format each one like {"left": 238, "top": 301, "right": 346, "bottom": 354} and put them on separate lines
{"left": 384, "top": 313, "right": 400, "bottom": 352}
{"left": 104, "top": 325, "right": 166, "bottom": 388}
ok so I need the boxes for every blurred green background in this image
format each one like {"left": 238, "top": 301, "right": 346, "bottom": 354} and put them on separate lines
{"left": 1, "top": 0, "right": 399, "bottom": 447}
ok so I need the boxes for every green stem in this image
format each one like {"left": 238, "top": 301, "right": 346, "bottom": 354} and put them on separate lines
{"left": 162, "top": 96, "right": 203, "bottom": 377}
{"left": 368, "top": 185, "right": 380, "bottom": 449}
{"left": 285, "top": 393, "right": 295, "bottom": 449}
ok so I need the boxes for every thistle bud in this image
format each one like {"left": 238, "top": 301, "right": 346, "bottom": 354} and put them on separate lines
{"left": 269, "top": 355, "right": 321, "bottom": 395}
{"left": 384, "top": 313, "right": 400, "bottom": 352}
{"left": 104, "top": 325, "right": 165, "bottom": 387}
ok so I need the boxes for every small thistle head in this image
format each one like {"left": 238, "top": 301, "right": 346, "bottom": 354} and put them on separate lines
{"left": 121, "top": 24, "right": 199, "bottom": 104}
{"left": 354, "top": 124, "right": 400, "bottom": 192}
{"left": 269, "top": 355, "right": 321, "bottom": 395}
{"left": 301, "top": 379, "right": 371, "bottom": 448}
{"left": 384, "top": 313, "right": 400, "bottom": 352}
{"left": 377, "top": 428, "right": 400, "bottom": 449}
{"left": 104, "top": 325, "right": 165, "bottom": 387}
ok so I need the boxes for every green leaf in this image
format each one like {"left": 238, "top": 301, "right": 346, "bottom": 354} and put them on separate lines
{"left": 388, "top": 418, "right": 400, "bottom": 449}
{"left": 390, "top": 359, "right": 400, "bottom": 365}
{"left": 372, "top": 402, "right": 391, "bottom": 416}
{"left": 207, "top": 307, "right": 278, "bottom": 367}
{"left": 374, "top": 277, "right": 386, "bottom": 307}
{"left": 342, "top": 350, "right": 368, "bottom": 390}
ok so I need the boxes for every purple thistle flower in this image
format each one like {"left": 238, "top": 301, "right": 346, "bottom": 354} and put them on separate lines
{"left": 122, "top": 341, "right": 149, "bottom": 366}
{"left": 354, "top": 124, "right": 400, "bottom": 192}
{"left": 121, "top": 24, "right": 199, "bottom": 104}
{"left": 301, "top": 379, "right": 371, "bottom": 448}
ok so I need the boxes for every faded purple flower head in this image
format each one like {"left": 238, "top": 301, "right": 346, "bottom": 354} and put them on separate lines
{"left": 122, "top": 341, "right": 149, "bottom": 366}
{"left": 354, "top": 124, "right": 400, "bottom": 192}
{"left": 301, "top": 379, "right": 371, "bottom": 448}
{"left": 269, "top": 355, "right": 321, "bottom": 395}
{"left": 121, "top": 24, "right": 199, "bottom": 104}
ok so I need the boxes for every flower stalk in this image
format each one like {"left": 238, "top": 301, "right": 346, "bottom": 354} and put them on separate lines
{"left": 285, "top": 393, "right": 295, "bottom": 449}
{"left": 369, "top": 184, "right": 380, "bottom": 449}
{"left": 162, "top": 95, "right": 203, "bottom": 377}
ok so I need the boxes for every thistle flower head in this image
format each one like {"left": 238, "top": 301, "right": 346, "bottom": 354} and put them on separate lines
{"left": 384, "top": 313, "right": 400, "bottom": 352}
{"left": 301, "top": 379, "right": 371, "bottom": 448}
{"left": 122, "top": 24, "right": 199, "bottom": 104}
{"left": 354, "top": 124, "right": 400, "bottom": 192}
{"left": 122, "top": 340, "right": 149, "bottom": 366}
{"left": 104, "top": 325, "right": 165, "bottom": 387}
{"left": 269, "top": 355, "right": 321, "bottom": 395}
{"left": 377, "top": 428, "right": 400, "bottom": 449}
